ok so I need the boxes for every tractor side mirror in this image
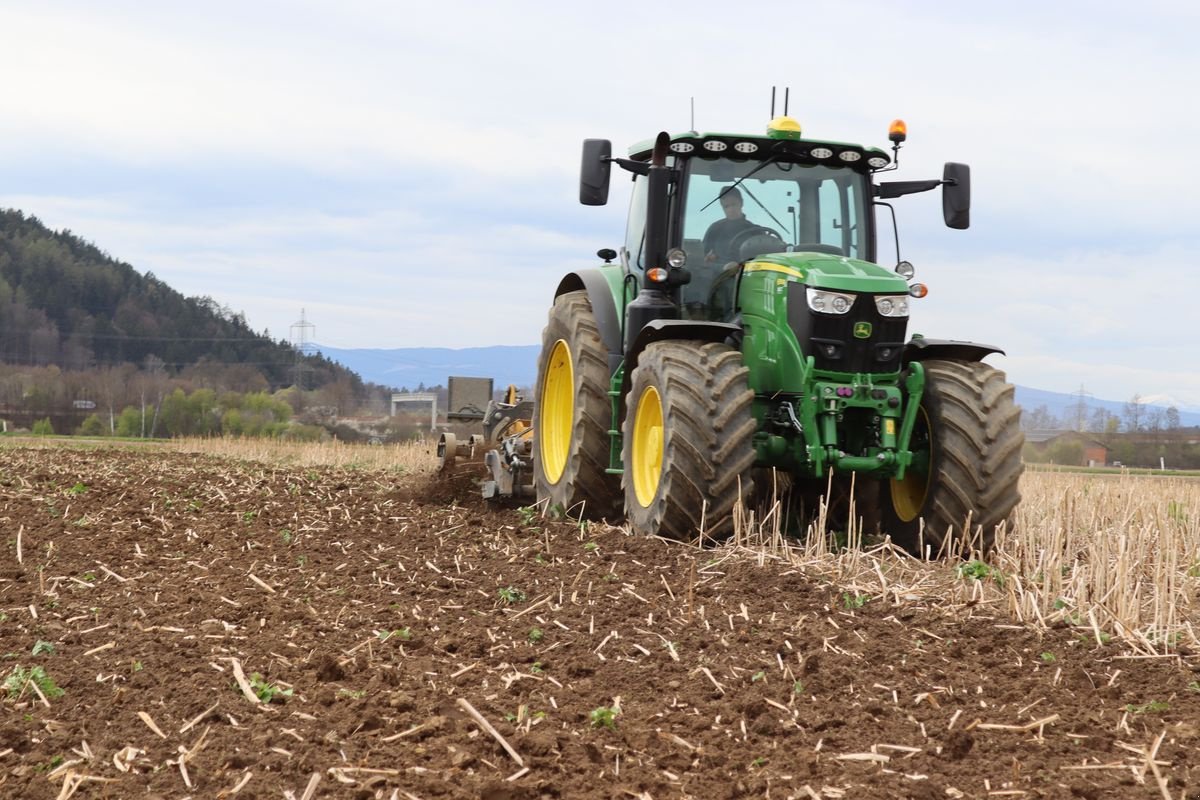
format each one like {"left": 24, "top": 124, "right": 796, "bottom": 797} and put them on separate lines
{"left": 943, "top": 162, "right": 970, "bottom": 229}
{"left": 580, "top": 139, "right": 613, "bottom": 206}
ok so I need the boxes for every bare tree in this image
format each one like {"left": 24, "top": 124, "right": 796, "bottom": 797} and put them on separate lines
{"left": 1122, "top": 394, "right": 1144, "bottom": 432}
{"left": 1088, "top": 407, "right": 1116, "bottom": 434}
{"left": 1022, "top": 404, "right": 1059, "bottom": 431}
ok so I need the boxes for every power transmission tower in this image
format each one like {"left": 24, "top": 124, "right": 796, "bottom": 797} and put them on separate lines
{"left": 290, "top": 309, "right": 316, "bottom": 391}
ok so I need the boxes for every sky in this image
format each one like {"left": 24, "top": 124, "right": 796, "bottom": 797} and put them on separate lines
{"left": 3, "top": 1, "right": 1199, "bottom": 407}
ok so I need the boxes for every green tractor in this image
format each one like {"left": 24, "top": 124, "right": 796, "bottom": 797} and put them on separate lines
{"left": 525, "top": 113, "right": 1022, "bottom": 554}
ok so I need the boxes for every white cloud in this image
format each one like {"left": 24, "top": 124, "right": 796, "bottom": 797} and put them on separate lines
{"left": 903, "top": 243, "right": 1200, "bottom": 401}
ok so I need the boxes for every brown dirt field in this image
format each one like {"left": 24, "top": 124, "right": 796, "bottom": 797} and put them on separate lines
{"left": 1, "top": 446, "right": 1199, "bottom": 799}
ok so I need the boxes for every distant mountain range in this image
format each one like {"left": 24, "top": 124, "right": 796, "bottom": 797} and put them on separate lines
{"left": 1013, "top": 386, "right": 1200, "bottom": 428}
{"left": 314, "top": 344, "right": 541, "bottom": 390}
{"left": 318, "top": 343, "right": 1200, "bottom": 428}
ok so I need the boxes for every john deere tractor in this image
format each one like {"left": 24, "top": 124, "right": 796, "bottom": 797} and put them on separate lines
{"left": 521, "top": 114, "right": 1021, "bottom": 554}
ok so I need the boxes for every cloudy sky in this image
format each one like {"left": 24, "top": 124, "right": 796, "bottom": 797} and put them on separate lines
{"left": 3, "top": 1, "right": 1198, "bottom": 406}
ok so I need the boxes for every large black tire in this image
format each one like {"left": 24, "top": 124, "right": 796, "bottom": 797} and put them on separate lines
{"left": 622, "top": 341, "right": 756, "bottom": 541}
{"left": 532, "top": 291, "right": 621, "bottom": 519}
{"left": 882, "top": 359, "right": 1024, "bottom": 556}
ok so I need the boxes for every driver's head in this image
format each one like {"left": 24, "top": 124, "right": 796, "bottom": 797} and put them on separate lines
{"left": 719, "top": 187, "right": 744, "bottom": 219}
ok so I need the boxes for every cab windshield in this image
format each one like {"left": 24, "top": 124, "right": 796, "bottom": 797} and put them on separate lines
{"left": 678, "top": 156, "right": 869, "bottom": 317}
{"left": 682, "top": 157, "right": 869, "bottom": 262}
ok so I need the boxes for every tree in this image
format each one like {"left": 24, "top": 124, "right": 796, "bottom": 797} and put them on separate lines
{"left": 1088, "top": 407, "right": 1116, "bottom": 434}
{"left": 1023, "top": 404, "right": 1059, "bottom": 431}
{"left": 1045, "top": 437, "right": 1084, "bottom": 466}
{"left": 1122, "top": 394, "right": 1144, "bottom": 432}
{"left": 190, "top": 388, "right": 218, "bottom": 435}
{"left": 1166, "top": 406, "right": 1181, "bottom": 431}
{"left": 115, "top": 406, "right": 142, "bottom": 437}
{"left": 158, "top": 388, "right": 192, "bottom": 437}
{"left": 222, "top": 408, "right": 244, "bottom": 436}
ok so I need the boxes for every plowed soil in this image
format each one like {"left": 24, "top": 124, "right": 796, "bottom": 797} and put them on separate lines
{"left": 1, "top": 446, "right": 1199, "bottom": 799}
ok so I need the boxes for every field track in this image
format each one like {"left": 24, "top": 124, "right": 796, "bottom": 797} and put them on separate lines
{"left": 1, "top": 443, "right": 1198, "bottom": 798}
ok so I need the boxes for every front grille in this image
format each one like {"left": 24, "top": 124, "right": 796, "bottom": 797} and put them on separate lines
{"left": 786, "top": 283, "right": 907, "bottom": 373}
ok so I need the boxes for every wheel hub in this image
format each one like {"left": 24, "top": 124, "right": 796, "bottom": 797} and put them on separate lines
{"left": 631, "top": 386, "right": 664, "bottom": 507}
{"left": 539, "top": 339, "right": 574, "bottom": 484}
{"left": 890, "top": 407, "right": 931, "bottom": 522}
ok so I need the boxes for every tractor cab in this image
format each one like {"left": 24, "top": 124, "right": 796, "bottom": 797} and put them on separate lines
{"left": 583, "top": 116, "right": 970, "bottom": 323}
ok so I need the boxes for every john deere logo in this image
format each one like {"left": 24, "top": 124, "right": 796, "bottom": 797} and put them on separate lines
{"left": 853, "top": 322, "right": 872, "bottom": 339}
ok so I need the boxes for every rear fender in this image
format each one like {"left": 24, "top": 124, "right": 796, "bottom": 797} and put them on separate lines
{"left": 902, "top": 338, "right": 1004, "bottom": 365}
{"left": 555, "top": 269, "right": 625, "bottom": 377}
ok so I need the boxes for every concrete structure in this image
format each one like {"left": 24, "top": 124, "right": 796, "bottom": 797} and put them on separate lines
{"left": 391, "top": 392, "right": 438, "bottom": 431}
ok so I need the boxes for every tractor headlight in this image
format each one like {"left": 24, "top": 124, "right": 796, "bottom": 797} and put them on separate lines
{"left": 874, "top": 295, "right": 910, "bottom": 317}
{"left": 807, "top": 288, "right": 856, "bottom": 315}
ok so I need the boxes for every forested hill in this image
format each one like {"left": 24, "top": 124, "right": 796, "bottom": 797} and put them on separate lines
{"left": 0, "top": 208, "right": 354, "bottom": 390}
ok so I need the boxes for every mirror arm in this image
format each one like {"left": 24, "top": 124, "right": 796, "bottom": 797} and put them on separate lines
{"left": 610, "top": 157, "right": 650, "bottom": 176}
{"left": 873, "top": 178, "right": 943, "bottom": 199}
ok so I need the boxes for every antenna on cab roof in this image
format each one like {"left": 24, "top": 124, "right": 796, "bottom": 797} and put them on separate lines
{"left": 770, "top": 86, "right": 776, "bottom": 118}
{"left": 690, "top": 96, "right": 696, "bottom": 133}
{"left": 784, "top": 87, "right": 790, "bottom": 116}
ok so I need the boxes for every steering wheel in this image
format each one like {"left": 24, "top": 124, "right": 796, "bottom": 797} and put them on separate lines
{"left": 727, "top": 226, "right": 785, "bottom": 261}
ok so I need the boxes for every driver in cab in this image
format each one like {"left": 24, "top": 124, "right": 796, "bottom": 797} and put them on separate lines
{"left": 702, "top": 187, "right": 758, "bottom": 265}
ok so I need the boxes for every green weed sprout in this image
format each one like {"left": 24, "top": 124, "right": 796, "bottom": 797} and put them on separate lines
{"left": 841, "top": 592, "right": 868, "bottom": 610}
{"left": 498, "top": 587, "right": 526, "bottom": 604}
{"left": 247, "top": 673, "right": 292, "bottom": 703}
{"left": 3, "top": 665, "right": 64, "bottom": 700}
{"left": 1126, "top": 700, "right": 1169, "bottom": 714}
{"left": 589, "top": 706, "right": 619, "bottom": 729}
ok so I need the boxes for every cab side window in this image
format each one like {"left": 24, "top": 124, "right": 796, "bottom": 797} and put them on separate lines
{"left": 818, "top": 177, "right": 860, "bottom": 258}
{"left": 623, "top": 175, "right": 648, "bottom": 270}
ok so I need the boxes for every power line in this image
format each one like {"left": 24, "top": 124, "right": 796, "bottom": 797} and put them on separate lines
{"left": 0, "top": 331, "right": 281, "bottom": 343}
{"left": 0, "top": 355, "right": 315, "bottom": 369}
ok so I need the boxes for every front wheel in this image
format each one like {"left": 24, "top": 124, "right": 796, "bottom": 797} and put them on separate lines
{"left": 882, "top": 360, "right": 1024, "bottom": 556}
{"left": 622, "top": 341, "right": 757, "bottom": 541}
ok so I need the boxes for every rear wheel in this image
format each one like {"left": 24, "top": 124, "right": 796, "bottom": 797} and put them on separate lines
{"left": 882, "top": 359, "right": 1024, "bottom": 556}
{"left": 622, "top": 341, "right": 756, "bottom": 541}
{"left": 532, "top": 291, "right": 620, "bottom": 518}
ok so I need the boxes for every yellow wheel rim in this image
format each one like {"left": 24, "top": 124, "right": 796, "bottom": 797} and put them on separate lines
{"left": 890, "top": 407, "right": 932, "bottom": 522}
{"left": 631, "top": 386, "right": 664, "bottom": 507}
{"left": 539, "top": 339, "right": 574, "bottom": 484}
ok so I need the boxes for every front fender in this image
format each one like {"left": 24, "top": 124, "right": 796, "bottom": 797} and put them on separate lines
{"left": 902, "top": 337, "right": 1004, "bottom": 365}
{"left": 624, "top": 319, "right": 742, "bottom": 391}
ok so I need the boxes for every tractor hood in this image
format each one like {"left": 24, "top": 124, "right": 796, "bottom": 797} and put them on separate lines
{"left": 744, "top": 253, "right": 909, "bottom": 294}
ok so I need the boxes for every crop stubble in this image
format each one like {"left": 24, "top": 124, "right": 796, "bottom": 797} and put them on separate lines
{"left": 0, "top": 444, "right": 1197, "bottom": 799}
